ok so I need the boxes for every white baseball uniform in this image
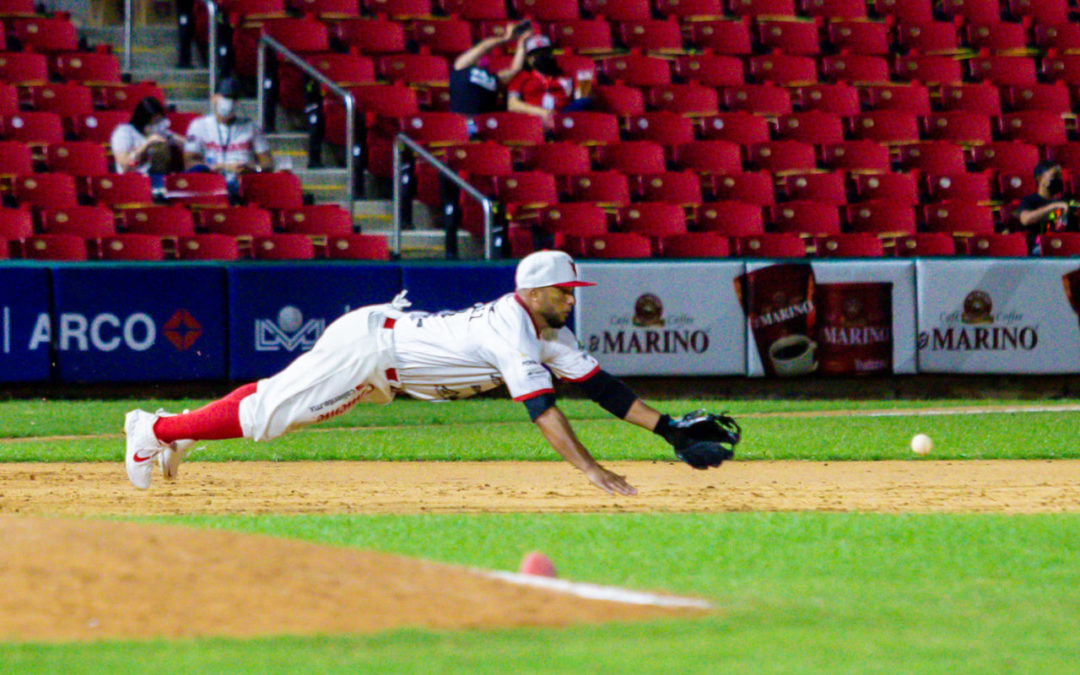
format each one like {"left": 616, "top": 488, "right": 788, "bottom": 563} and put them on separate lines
{"left": 238, "top": 292, "right": 599, "bottom": 442}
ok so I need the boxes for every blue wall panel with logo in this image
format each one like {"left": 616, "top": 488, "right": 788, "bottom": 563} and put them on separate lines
{"left": 0, "top": 266, "right": 52, "bottom": 382}
{"left": 50, "top": 264, "right": 228, "bottom": 382}
{"left": 227, "top": 263, "right": 402, "bottom": 380}
{"left": 400, "top": 263, "right": 517, "bottom": 313}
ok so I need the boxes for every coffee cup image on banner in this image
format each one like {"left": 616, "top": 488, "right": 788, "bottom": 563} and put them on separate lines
{"left": 735, "top": 263, "right": 818, "bottom": 377}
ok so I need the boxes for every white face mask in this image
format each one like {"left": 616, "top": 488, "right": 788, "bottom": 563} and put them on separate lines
{"left": 146, "top": 119, "right": 170, "bottom": 135}
{"left": 216, "top": 97, "right": 235, "bottom": 118}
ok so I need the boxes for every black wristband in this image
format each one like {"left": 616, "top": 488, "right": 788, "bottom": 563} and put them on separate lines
{"left": 653, "top": 414, "right": 674, "bottom": 443}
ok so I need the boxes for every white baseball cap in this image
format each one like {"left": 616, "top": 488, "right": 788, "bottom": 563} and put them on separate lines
{"left": 523, "top": 34, "right": 553, "bottom": 53}
{"left": 515, "top": 250, "right": 595, "bottom": 289}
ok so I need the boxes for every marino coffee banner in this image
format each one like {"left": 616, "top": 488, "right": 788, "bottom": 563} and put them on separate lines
{"left": 740, "top": 261, "right": 917, "bottom": 377}
{"left": 575, "top": 262, "right": 747, "bottom": 376}
{"left": 916, "top": 259, "right": 1080, "bottom": 374}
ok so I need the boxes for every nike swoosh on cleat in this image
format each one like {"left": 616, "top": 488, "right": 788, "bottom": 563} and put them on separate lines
{"left": 132, "top": 451, "right": 156, "bottom": 463}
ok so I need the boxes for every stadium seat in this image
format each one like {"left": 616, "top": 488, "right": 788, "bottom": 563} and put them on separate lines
{"left": 1039, "top": 233, "right": 1080, "bottom": 256}
{"left": 327, "top": 17, "right": 407, "bottom": 55}
{"left": 920, "top": 112, "right": 993, "bottom": 145}
{"left": 774, "top": 112, "right": 844, "bottom": 145}
{"left": 894, "top": 21, "right": 959, "bottom": 53}
{"left": 199, "top": 207, "right": 274, "bottom": 237}
{"left": 10, "top": 16, "right": 79, "bottom": 53}
{"left": 21, "top": 234, "right": 88, "bottom": 261}
{"left": 646, "top": 84, "right": 719, "bottom": 115}
{"left": 70, "top": 111, "right": 130, "bottom": 144}
{"left": 1034, "top": 23, "right": 1080, "bottom": 53}
{"left": 1006, "top": 0, "right": 1068, "bottom": 25}
{"left": 651, "top": 0, "right": 722, "bottom": 18}
{"left": 525, "top": 142, "right": 592, "bottom": 176}
{"left": 20, "top": 83, "right": 94, "bottom": 117}
{"left": 233, "top": 17, "right": 330, "bottom": 80}
{"left": 164, "top": 173, "right": 229, "bottom": 206}
{"left": 0, "top": 140, "right": 32, "bottom": 180}
{"left": 996, "top": 112, "right": 1068, "bottom": 146}
{"left": 825, "top": 19, "right": 889, "bottom": 54}
{"left": 660, "top": 232, "right": 730, "bottom": 258}
{"left": 966, "top": 56, "right": 1037, "bottom": 87}
{"left": 747, "top": 141, "right": 816, "bottom": 172}
{"left": 276, "top": 205, "right": 354, "bottom": 236}
{"left": 547, "top": 20, "right": 612, "bottom": 52}
{"left": 0, "top": 207, "right": 33, "bottom": 241}
{"left": 768, "top": 201, "right": 841, "bottom": 236}
{"left": 851, "top": 173, "right": 919, "bottom": 205}
{"left": 0, "top": 84, "right": 15, "bottom": 116}
{"left": 757, "top": 18, "right": 820, "bottom": 56}
{"left": 41, "top": 206, "right": 116, "bottom": 238}
{"left": 820, "top": 141, "right": 891, "bottom": 172}
{"left": 970, "top": 142, "right": 1039, "bottom": 175}
{"left": 894, "top": 233, "right": 956, "bottom": 257}
{"left": 0, "top": 52, "right": 48, "bottom": 84}
{"left": 552, "top": 112, "right": 620, "bottom": 144}
{"left": 566, "top": 172, "right": 632, "bottom": 205}
{"left": 722, "top": 84, "right": 792, "bottom": 115}
{"left": 696, "top": 112, "right": 770, "bottom": 144}
{"left": 177, "top": 234, "right": 242, "bottom": 260}
{"left": 253, "top": 234, "right": 316, "bottom": 260}
{"left": 325, "top": 234, "right": 390, "bottom": 260}
{"left": 963, "top": 22, "right": 1028, "bottom": 53}
{"left": 935, "top": 83, "right": 1002, "bottom": 116}
{"left": 617, "top": 202, "right": 688, "bottom": 240}
{"left": 593, "top": 84, "right": 646, "bottom": 116}
{"left": 594, "top": 141, "right": 666, "bottom": 174}
{"left": 472, "top": 112, "right": 545, "bottom": 146}
{"left": 99, "top": 234, "right": 165, "bottom": 261}
{"left": 923, "top": 172, "right": 993, "bottom": 203}
{"left": 736, "top": 233, "right": 807, "bottom": 258}
{"left": 1, "top": 112, "right": 63, "bottom": 147}
{"left": 860, "top": 84, "right": 931, "bottom": 115}
{"left": 671, "top": 54, "right": 744, "bottom": 88}
{"left": 617, "top": 19, "right": 683, "bottom": 52}
{"left": 119, "top": 206, "right": 196, "bottom": 236}
{"left": 844, "top": 203, "right": 917, "bottom": 236}
{"left": 800, "top": 0, "right": 865, "bottom": 18}
{"left": 896, "top": 142, "right": 966, "bottom": 174}
{"left": 694, "top": 201, "right": 765, "bottom": 237}
{"left": 781, "top": 171, "right": 847, "bottom": 205}
{"left": 624, "top": 112, "right": 695, "bottom": 147}
{"left": 995, "top": 172, "right": 1035, "bottom": 201}
{"left": 937, "top": 0, "right": 1001, "bottom": 24}
{"left": 570, "top": 232, "right": 653, "bottom": 258}
{"left": 1003, "top": 84, "right": 1072, "bottom": 114}
{"left": 538, "top": 203, "right": 609, "bottom": 239}
{"left": 726, "top": 0, "right": 796, "bottom": 17}
{"left": 52, "top": 52, "right": 123, "bottom": 83}
{"left": 672, "top": 140, "right": 742, "bottom": 174}
{"left": 893, "top": 55, "right": 963, "bottom": 85}
{"left": 847, "top": 111, "right": 919, "bottom": 144}
{"left": 815, "top": 233, "right": 884, "bottom": 258}
{"left": 599, "top": 53, "right": 671, "bottom": 87}
{"left": 747, "top": 54, "right": 817, "bottom": 86}
{"left": 376, "top": 53, "right": 450, "bottom": 85}
{"left": 89, "top": 174, "right": 153, "bottom": 207}
{"left": 581, "top": 0, "right": 651, "bottom": 21}
{"left": 966, "top": 233, "right": 1028, "bottom": 257}
{"left": 15, "top": 174, "right": 78, "bottom": 209}
{"left": 819, "top": 55, "right": 890, "bottom": 83}
{"left": 239, "top": 172, "right": 305, "bottom": 210}
{"left": 706, "top": 172, "right": 775, "bottom": 205}
{"left": 876, "top": 0, "right": 933, "bottom": 24}
{"left": 631, "top": 172, "right": 703, "bottom": 205}
{"left": 45, "top": 142, "right": 109, "bottom": 177}
{"left": 685, "top": 19, "right": 753, "bottom": 54}
{"left": 410, "top": 18, "right": 473, "bottom": 56}
{"left": 922, "top": 201, "right": 996, "bottom": 236}
{"left": 791, "top": 83, "right": 860, "bottom": 116}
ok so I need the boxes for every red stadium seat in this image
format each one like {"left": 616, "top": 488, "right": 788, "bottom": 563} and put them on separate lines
{"left": 364, "top": 0, "right": 431, "bottom": 16}
{"left": 646, "top": 84, "right": 719, "bottom": 115}
{"left": 0, "top": 84, "right": 16, "bottom": 116}
{"left": 1048, "top": 143, "right": 1080, "bottom": 174}
{"left": 876, "top": 0, "right": 933, "bottom": 24}
{"left": 0, "top": 140, "right": 32, "bottom": 180}
{"left": 253, "top": 234, "right": 316, "bottom": 260}
{"left": 860, "top": 84, "right": 931, "bottom": 115}
{"left": 233, "top": 17, "right": 329, "bottom": 79}
{"left": 819, "top": 54, "right": 890, "bottom": 83}
{"left": 472, "top": 112, "right": 545, "bottom": 146}
{"left": 19, "top": 83, "right": 93, "bottom": 117}
{"left": 722, "top": 84, "right": 792, "bottom": 115}
{"left": 16, "top": 174, "right": 78, "bottom": 209}
{"left": 495, "top": 172, "right": 559, "bottom": 217}
{"left": 736, "top": 233, "right": 807, "bottom": 258}
{"left": 1003, "top": 84, "right": 1072, "bottom": 114}
{"left": 896, "top": 142, "right": 966, "bottom": 174}
{"left": 781, "top": 171, "right": 847, "bottom": 205}
{"left": 661, "top": 232, "right": 731, "bottom": 258}
{"left": 99, "top": 235, "right": 165, "bottom": 261}
{"left": 593, "top": 84, "right": 645, "bottom": 115}
{"left": 820, "top": 141, "right": 891, "bottom": 172}
{"left": 920, "top": 112, "right": 993, "bottom": 145}
{"left": 893, "top": 55, "right": 963, "bottom": 85}
{"left": 376, "top": 53, "right": 450, "bottom": 84}
{"left": 816, "top": 233, "right": 884, "bottom": 258}
{"left": 1034, "top": 23, "right": 1080, "bottom": 53}
{"left": 726, "top": 0, "right": 796, "bottom": 17}
{"left": 1041, "top": 55, "right": 1080, "bottom": 85}
{"left": 996, "top": 112, "right": 1068, "bottom": 146}
{"left": 164, "top": 173, "right": 229, "bottom": 206}
{"left": 935, "top": 83, "right": 1002, "bottom": 116}
{"left": 966, "top": 233, "right": 1027, "bottom": 257}
{"left": 617, "top": 202, "right": 688, "bottom": 240}
{"left": 1005, "top": 0, "right": 1068, "bottom": 25}
{"left": 177, "top": 234, "right": 241, "bottom": 261}
{"left": 46, "top": 142, "right": 110, "bottom": 177}
{"left": 278, "top": 53, "right": 375, "bottom": 111}
{"left": 768, "top": 201, "right": 841, "bottom": 236}
{"left": 581, "top": 0, "right": 651, "bottom": 21}
{"left": 894, "top": 233, "right": 955, "bottom": 257}
{"left": 894, "top": 21, "right": 959, "bottom": 53}
{"left": 287, "top": 0, "right": 360, "bottom": 14}
{"left": 199, "top": 207, "right": 274, "bottom": 237}
{"left": 10, "top": 17, "right": 79, "bottom": 53}
{"left": 652, "top": 0, "right": 722, "bottom": 17}
{"left": 963, "top": 22, "right": 1028, "bottom": 53}
{"left": 239, "top": 172, "right": 305, "bottom": 210}
{"left": 995, "top": 171, "right": 1035, "bottom": 201}
{"left": 517, "top": 0, "right": 581, "bottom": 21}
{"left": 1039, "top": 233, "right": 1080, "bottom": 257}
{"left": 89, "top": 173, "right": 154, "bottom": 207}
{"left": 686, "top": 19, "right": 753, "bottom": 55}
{"left": 594, "top": 141, "right": 666, "bottom": 174}
{"left": 757, "top": 18, "right": 820, "bottom": 55}
{"left": 552, "top": 112, "right": 620, "bottom": 144}
{"left": 566, "top": 171, "right": 632, "bottom": 205}
{"left": 570, "top": 232, "right": 653, "bottom": 258}
{"left": 631, "top": 171, "right": 703, "bottom": 205}
{"left": 52, "top": 52, "right": 123, "bottom": 83}
{"left": 276, "top": 205, "right": 354, "bottom": 236}
{"left": 326, "top": 234, "right": 390, "bottom": 260}
{"left": 844, "top": 203, "right": 917, "bottom": 235}
{"left": 2, "top": 112, "right": 63, "bottom": 147}
{"left": 923, "top": 172, "right": 992, "bottom": 203}
{"left": 851, "top": 173, "right": 919, "bottom": 205}
{"left": 41, "top": 206, "right": 116, "bottom": 238}
{"left": 70, "top": 111, "right": 130, "bottom": 144}
{"left": 694, "top": 201, "right": 765, "bottom": 237}
{"left": 696, "top": 112, "right": 770, "bottom": 144}
{"left": 799, "top": 0, "right": 865, "bottom": 18}
{"left": 747, "top": 54, "right": 817, "bottom": 86}
{"left": 440, "top": 0, "right": 504, "bottom": 18}
{"left": 599, "top": 53, "right": 671, "bottom": 87}
{"left": 847, "top": 111, "right": 919, "bottom": 144}
{"left": 538, "top": 203, "right": 609, "bottom": 238}
{"left": 922, "top": 201, "right": 995, "bottom": 236}
{"left": 624, "top": 112, "right": 695, "bottom": 146}
{"left": 970, "top": 141, "right": 1039, "bottom": 175}
{"left": 0, "top": 208, "right": 33, "bottom": 241}
{"left": 966, "top": 56, "right": 1037, "bottom": 87}
{"left": 791, "top": 83, "right": 860, "bottom": 116}
{"left": 747, "top": 141, "right": 816, "bottom": 172}
{"left": 410, "top": 18, "right": 473, "bottom": 56}
{"left": 0, "top": 52, "right": 48, "bottom": 84}
{"left": 826, "top": 19, "right": 889, "bottom": 54}
{"left": 616, "top": 20, "right": 682, "bottom": 52}
{"left": 706, "top": 172, "right": 775, "bottom": 205}
{"left": 774, "top": 112, "right": 844, "bottom": 145}
{"left": 938, "top": 0, "right": 1001, "bottom": 24}
{"left": 525, "top": 142, "right": 592, "bottom": 176}
{"left": 21, "top": 234, "right": 88, "bottom": 261}
{"left": 328, "top": 18, "right": 406, "bottom": 55}
{"left": 119, "top": 206, "right": 196, "bottom": 236}
{"left": 671, "top": 54, "right": 744, "bottom": 88}
{"left": 672, "top": 140, "right": 743, "bottom": 174}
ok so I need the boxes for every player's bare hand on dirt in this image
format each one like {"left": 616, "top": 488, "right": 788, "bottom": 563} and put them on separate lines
{"left": 585, "top": 465, "right": 637, "bottom": 496}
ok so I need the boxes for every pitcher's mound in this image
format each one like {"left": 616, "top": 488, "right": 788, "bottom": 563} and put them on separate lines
{"left": 0, "top": 515, "right": 700, "bottom": 643}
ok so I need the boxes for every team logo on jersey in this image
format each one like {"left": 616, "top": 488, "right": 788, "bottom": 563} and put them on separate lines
{"left": 255, "top": 305, "right": 324, "bottom": 352}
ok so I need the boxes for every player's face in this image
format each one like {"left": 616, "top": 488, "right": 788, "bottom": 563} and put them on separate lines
{"left": 537, "top": 286, "right": 576, "bottom": 328}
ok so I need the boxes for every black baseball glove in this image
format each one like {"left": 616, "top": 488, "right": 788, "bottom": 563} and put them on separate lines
{"left": 656, "top": 410, "right": 740, "bottom": 469}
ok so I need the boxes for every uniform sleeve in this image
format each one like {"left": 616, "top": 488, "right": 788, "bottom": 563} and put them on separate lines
{"left": 541, "top": 328, "right": 600, "bottom": 383}
{"left": 487, "top": 340, "right": 555, "bottom": 401}
{"left": 183, "top": 118, "right": 204, "bottom": 155}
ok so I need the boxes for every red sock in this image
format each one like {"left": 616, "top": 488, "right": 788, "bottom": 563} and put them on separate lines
{"left": 153, "top": 383, "right": 257, "bottom": 443}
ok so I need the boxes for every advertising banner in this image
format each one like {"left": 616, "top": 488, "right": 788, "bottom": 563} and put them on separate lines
{"left": 741, "top": 261, "right": 917, "bottom": 377}
{"left": 0, "top": 266, "right": 51, "bottom": 382}
{"left": 401, "top": 263, "right": 516, "bottom": 312}
{"left": 916, "top": 259, "right": 1080, "bottom": 374}
{"left": 228, "top": 263, "right": 401, "bottom": 380}
{"left": 49, "top": 265, "right": 227, "bottom": 382}
{"left": 575, "top": 262, "right": 747, "bottom": 376}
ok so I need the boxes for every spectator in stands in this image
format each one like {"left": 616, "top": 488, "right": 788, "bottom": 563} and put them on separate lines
{"left": 1018, "top": 161, "right": 1071, "bottom": 252}
{"left": 183, "top": 78, "right": 273, "bottom": 200}
{"left": 450, "top": 21, "right": 531, "bottom": 131}
{"left": 110, "top": 97, "right": 185, "bottom": 190}
{"left": 507, "top": 35, "right": 594, "bottom": 130}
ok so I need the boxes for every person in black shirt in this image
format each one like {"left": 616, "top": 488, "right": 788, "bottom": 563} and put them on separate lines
{"left": 449, "top": 22, "right": 531, "bottom": 125}
{"left": 1017, "top": 161, "right": 1070, "bottom": 250}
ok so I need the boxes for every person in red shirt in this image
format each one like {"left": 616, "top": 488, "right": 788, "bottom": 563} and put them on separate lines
{"left": 507, "top": 35, "right": 592, "bottom": 129}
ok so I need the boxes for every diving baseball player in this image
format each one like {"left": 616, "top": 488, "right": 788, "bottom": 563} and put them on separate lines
{"left": 124, "top": 250, "right": 739, "bottom": 494}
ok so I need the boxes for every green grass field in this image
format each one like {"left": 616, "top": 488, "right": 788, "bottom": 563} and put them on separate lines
{"left": 3, "top": 397, "right": 1080, "bottom": 673}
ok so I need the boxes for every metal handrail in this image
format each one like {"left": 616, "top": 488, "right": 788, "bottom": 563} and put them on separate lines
{"left": 124, "top": 0, "right": 218, "bottom": 99}
{"left": 393, "top": 133, "right": 496, "bottom": 260}
{"left": 257, "top": 33, "right": 356, "bottom": 222}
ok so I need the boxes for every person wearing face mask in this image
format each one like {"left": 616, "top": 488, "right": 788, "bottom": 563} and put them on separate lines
{"left": 183, "top": 78, "right": 274, "bottom": 199}
{"left": 450, "top": 21, "right": 531, "bottom": 125}
{"left": 1017, "top": 161, "right": 1072, "bottom": 252}
{"left": 506, "top": 35, "right": 592, "bottom": 129}
{"left": 110, "top": 97, "right": 185, "bottom": 188}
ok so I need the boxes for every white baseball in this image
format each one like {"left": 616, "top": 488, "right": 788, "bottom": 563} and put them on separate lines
{"left": 910, "top": 433, "right": 933, "bottom": 455}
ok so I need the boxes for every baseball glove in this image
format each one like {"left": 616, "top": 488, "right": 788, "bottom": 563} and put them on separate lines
{"left": 658, "top": 410, "right": 740, "bottom": 470}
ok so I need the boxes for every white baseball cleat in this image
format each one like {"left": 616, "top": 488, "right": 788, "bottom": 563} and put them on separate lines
{"left": 124, "top": 409, "right": 168, "bottom": 490}
{"left": 155, "top": 409, "right": 193, "bottom": 481}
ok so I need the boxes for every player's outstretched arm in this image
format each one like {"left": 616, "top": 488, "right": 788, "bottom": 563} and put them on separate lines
{"left": 533, "top": 406, "right": 637, "bottom": 496}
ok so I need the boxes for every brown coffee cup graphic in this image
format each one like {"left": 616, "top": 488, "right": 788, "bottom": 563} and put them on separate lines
{"left": 816, "top": 282, "right": 893, "bottom": 375}
{"left": 735, "top": 263, "right": 817, "bottom": 376}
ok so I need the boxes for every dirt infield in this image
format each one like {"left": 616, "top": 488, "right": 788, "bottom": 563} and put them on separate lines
{"left": 3, "top": 460, "right": 1080, "bottom": 515}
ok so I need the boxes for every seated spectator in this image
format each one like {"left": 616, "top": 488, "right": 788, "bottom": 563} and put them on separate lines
{"left": 183, "top": 78, "right": 273, "bottom": 199}
{"left": 110, "top": 97, "right": 185, "bottom": 189}
{"left": 1017, "top": 161, "right": 1072, "bottom": 252}
{"left": 507, "top": 35, "right": 593, "bottom": 129}
{"left": 450, "top": 21, "right": 531, "bottom": 128}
